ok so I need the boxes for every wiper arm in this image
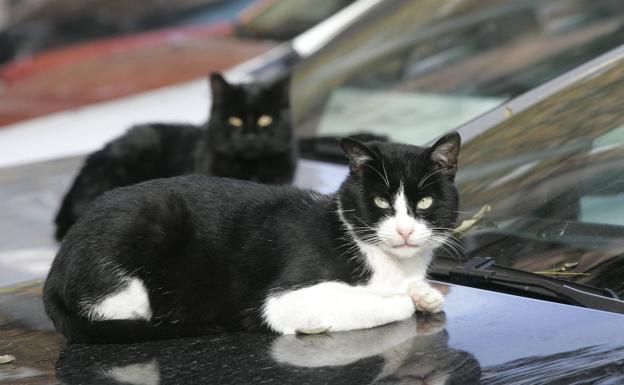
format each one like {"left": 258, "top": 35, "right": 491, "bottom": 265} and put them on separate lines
{"left": 430, "top": 256, "right": 624, "bottom": 315}
{"left": 298, "top": 133, "right": 389, "bottom": 162}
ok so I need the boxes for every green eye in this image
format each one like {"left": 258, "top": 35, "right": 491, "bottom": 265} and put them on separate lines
{"left": 417, "top": 196, "right": 434, "bottom": 210}
{"left": 258, "top": 115, "right": 273, "bottom": 127}
{"left": 374, "top": 196, "right": 390, "bottom": 209}
{"left": 228, "top": 116, "right": 243, "bottom": 127}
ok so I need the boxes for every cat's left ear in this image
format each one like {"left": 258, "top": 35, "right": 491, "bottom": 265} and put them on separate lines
{"left": 210, "top": 72, "right": 231, "bottom": 104}
{"left": 340, "top": 138, "right": 377, "bottom": 177}
{"left": 429, "top": 132, "right": 461, "bottom": 180}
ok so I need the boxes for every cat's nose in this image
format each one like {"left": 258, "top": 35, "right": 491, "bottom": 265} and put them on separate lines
{"left": 397, "top": 226, "right": 414, "bottom": 241}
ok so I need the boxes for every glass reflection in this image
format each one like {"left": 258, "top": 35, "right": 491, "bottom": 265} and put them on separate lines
{"left": 456, "top": 58, "right": 624, "bottom": 295}
{"left": 293, "top": 0, "right": 624, "bottom": 143}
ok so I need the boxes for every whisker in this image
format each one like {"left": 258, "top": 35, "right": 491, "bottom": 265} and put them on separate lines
{"left": 418, "top": 169, "right": 444, "bottom": 189}
{"left": 364, "top": 163, "right": 390, "bottom": 188}
{"left": 380, "top": 157, "right": 390, "bottom": 188}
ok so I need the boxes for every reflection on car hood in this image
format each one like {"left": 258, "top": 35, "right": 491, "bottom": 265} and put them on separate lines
{"left": 2, "top": 281, "right": 624, "bottom": 384}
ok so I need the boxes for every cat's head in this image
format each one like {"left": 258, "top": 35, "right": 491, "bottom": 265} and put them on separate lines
{"left": 206, "top": 73, "right": 293, "bottom": 157}
{"left": 337, "top": 133, "right": 461, "bottom": 259}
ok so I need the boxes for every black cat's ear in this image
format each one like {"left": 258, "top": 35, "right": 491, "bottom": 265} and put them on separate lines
{"left": 340, "top": 138, "right": 377, "bottom": 177}
{"left": 267, "top": 73, "right": 291, "bottom": 107}
{"left": 210, "top": 72, "right": 230, "bottom": 104}
{"left": 429, "top": 132, "right": 461, "bottom": 180}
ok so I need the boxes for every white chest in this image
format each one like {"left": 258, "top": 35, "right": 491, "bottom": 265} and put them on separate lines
{"left": 357, "top": 242, "right": 433, "bottom": 295}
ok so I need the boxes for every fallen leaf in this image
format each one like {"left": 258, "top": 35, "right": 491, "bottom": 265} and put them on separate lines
{"left": 0, "top": 355, "right": 15, "bottom": 364}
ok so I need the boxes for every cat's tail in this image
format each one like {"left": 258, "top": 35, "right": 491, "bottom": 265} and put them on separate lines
{"left": 43, "top": 290, "right": 217, "bottom": 344}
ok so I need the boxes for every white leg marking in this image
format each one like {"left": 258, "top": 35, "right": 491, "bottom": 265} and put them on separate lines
{"left": 89, "top": 278, "right": 153, "bottom": 321}
{"left": 263, "top": 281, "right": 415, "bottom": 334}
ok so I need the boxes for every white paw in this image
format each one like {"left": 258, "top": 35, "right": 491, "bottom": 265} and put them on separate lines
{"left": 408, "top": 282, "right": 445, "bottom": 313}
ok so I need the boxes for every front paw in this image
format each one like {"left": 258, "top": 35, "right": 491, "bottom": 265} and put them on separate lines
{"left": 407, "top": 282, "right": 445, "bottom": 313}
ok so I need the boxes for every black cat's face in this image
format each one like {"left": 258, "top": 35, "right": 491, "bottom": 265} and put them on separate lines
{"left": 207, "top": 73, "right": 293, "bottom": 157}
{"left": 337, "top": 133, "right": 461, "bottom": 259}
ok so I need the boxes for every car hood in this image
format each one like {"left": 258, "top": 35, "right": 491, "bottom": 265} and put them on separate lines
{"left": 1, "top": 281, "right": 623, "bottom": 385}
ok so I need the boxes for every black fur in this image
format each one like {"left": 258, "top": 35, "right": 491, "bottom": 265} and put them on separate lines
{"left": 54, "top": 73, "right": 296, "bottom": 240}
{"left": 44, "top": 133, "right": 460, "bottom": 343}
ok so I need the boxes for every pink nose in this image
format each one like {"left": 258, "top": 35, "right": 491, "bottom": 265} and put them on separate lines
{"left": 397, "top": 227, "right": 413, "bottom": 241}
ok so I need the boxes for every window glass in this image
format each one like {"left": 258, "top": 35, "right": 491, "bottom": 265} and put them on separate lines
{"left": 237, "top": 0, "right": 355, "bottom": 40}
{"left": 292, "top": 0, "right": 624, "bottom": 144}
{"left": 456, "top": 61, "right": 624, "bottom": 296}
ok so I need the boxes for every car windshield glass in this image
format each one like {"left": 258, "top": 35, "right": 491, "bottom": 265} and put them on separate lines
{"left": 455, "top": 55, "right": 624, "bottom": 297}
{"left": 236, "top": 0, "right": 355, "bottom": 40}
{"left": 292, "top": 0, "right": 624, "bottom": 143}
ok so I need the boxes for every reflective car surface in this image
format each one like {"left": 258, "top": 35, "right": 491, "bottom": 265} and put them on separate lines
{"left": 2, "top": 280, "right": 624, "bottom": 385}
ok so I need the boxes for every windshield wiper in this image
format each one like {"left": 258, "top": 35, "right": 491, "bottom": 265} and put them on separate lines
{"left": 430, "top": 256, "right": 624, "bottom": 314}
{"left": 298, "top": 133, "right": 389, "bottom": 163}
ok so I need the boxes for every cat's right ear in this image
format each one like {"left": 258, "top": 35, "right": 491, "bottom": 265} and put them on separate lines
{"left": 210, "top": 73, "right": 230, "bottom": 104}
{"left": 429, "top": 131, "right": 461, "bottom": 180}
{"left": 340, "top": 138, "right": 376, "bottom": 177}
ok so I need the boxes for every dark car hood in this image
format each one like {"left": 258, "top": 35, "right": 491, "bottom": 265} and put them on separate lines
{"left": 1, "top": 280, "right": 624, "bottom": 385}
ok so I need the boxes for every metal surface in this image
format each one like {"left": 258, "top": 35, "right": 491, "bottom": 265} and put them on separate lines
{"left": 1, "top": 280, "right": 624, "bottom": 384}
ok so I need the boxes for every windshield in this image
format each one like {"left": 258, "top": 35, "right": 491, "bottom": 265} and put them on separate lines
{"left": 235, "top": 0, "right": 355, "bottom": 40}
{"left": 292, "top": 0, "right": 624, "bottom": 142}
{"left": 456, "top": 57, "right": 624, "bottom": 297}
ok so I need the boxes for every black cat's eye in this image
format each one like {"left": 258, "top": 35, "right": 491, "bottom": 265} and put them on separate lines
{"left": 228, "top": 116, "right": 243, "bottom": 127}
{"left": 258, "top": 115, "right": 273, "bottom": 127}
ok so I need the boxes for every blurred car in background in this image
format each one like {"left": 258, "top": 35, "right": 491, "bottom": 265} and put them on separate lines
{"left": 0, "top": 0, "right": 354, "bottom": 126}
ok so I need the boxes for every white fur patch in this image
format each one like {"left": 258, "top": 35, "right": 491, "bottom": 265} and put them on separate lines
{"left": 376, "top": 183, "right": 433, "bottom": 259}
{"left": 357, "top": 241, "right": 432, "bottom": 294}
{"left": 408, "top": 281, "right": 445, "bottom": 313}
{"left": 88, "top": 278, "right": 152, "bottom": 321}
{"left": 263, "top": 282, "right": 414, "bottom": 334}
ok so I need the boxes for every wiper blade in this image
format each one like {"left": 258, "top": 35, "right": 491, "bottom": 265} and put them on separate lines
{"left": 298, "top": 133, "right": 389, "bottom": 162}
{"left": 430, "top": 256, "right": 624, "bottom": 314}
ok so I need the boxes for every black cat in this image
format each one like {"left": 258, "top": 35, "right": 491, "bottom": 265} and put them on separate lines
{"left": 43, "top": 133, "right": 461, "bottom": 343}
{"left": 54, "top": 73, "right": 296, "bottom": 240}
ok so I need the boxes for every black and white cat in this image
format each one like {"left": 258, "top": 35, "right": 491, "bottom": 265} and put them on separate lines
{"left": 54, "top": 73, "right": 295, "bottom": 240}
{"left": 43, "top": 133, "right": 461, "bottom": 343}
